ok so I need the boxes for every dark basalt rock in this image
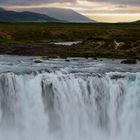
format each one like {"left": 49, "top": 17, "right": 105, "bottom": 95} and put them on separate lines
{"left": 93, "top": 57, "right": 97, "bottom": 60}
{"left": 34, "top": 59, "right": 43, "bottom": 63}
{"left": 111, "top": 75, "right": 125, "bottom": 80}
{"left": 65, "top": 59, "right": 70, "bottom": 62}
{"left": 121, "top": 59, "right": 137, "bottom": 64}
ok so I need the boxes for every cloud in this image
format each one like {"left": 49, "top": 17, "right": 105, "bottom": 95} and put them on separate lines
{"left": 0, "top": 0, "right": 76, "bottom": 6}
{"left": 0, "top": 0, "right": 140, "bottom": 6}
{"left": 86, "top": 0, "right": 140, "bottom": 5}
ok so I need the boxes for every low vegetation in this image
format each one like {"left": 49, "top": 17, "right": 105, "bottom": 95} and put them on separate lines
{"left": 0, "top": 22, "right": 140, "bottom": 59}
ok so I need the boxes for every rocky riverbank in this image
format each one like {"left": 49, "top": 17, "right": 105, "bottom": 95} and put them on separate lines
{"left": 0, "top": 39, "right": 139, "bottom": 60}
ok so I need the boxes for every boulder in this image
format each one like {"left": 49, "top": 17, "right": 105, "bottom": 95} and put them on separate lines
{"left": 65, "top": 59, "right": 70, "bottom": 62}
{"left": 93, "top": 57, "right": 97, "bottom": 60}
{"left": 34, "top": 59, "right": 43, "bottom": 63}
{"left": 121, "top": 59, "right": 137, "bottom": 64}
{"left": 111, "top": 75, "right": 125, "bottom": 80}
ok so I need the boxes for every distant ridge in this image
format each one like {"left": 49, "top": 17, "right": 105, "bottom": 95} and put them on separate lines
{"left": 29, "top": 8, "right": 95, "bottom": 23}
{"left": 0, "top": 8, "right": 61, "bottom": 22}
{"left": 135, "top": 20, "right": 140, "bottom": 23}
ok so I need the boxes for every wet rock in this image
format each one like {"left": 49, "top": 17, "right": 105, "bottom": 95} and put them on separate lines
{"left": 121, "top": 59, "right": 137, "bottom": 64}
{"left": 93, "top": 57, "right": 97, "bottom": 60}
{"left": 34, "top": 59, "right": 43, "bottom": 63}
{"left": 111, "top": 75, "right": 125, "bottom": 80}
{"left": 65, "top": 59, "right": 70, "bottom": 62}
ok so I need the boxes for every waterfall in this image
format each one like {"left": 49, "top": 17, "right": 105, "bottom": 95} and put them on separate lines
{"left": 0, "top": 71, "right": 140, "bottom": 140}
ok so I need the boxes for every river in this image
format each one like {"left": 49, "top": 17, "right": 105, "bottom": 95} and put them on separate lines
{"left": 0, "top": 55, "right": 140, "bottom": 140}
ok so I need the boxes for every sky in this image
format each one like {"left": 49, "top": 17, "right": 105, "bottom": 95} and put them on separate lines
{"left": 0, "top": 0, "right": 140, "bottom": 22}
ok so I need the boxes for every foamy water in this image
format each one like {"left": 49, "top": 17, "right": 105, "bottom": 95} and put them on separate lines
{"left": 0, "top": 55, "right": 140, "bottom": 140}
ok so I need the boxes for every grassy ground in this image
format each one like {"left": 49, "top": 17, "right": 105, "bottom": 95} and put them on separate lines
{"left": 0, "top": 23, "right": 140, "bottom": 58}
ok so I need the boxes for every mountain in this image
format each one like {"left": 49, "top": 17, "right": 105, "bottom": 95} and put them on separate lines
{"left": 29, "top": 8, "right": 95, "bottom": 23}
{"left": 135, "top": 20, "right": 140, "bottom": 23}
{"left": 0, "top": 8, "right": 60, "bottom": 22}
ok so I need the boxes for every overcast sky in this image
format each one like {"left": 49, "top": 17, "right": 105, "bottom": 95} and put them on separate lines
{"left": 1, "top": 0, "right": 140, "bottom": 22}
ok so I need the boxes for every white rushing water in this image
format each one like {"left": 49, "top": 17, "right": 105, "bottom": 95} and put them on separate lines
{"left": 0, "top": 72, "right": 140, "bottom": 140}
{"left": 0, "top": 56, "right": 140, "bottom": 140}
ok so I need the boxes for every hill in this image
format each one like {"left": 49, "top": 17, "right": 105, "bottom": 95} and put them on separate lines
{"left": 0, "top": 8, "right": 60, "bottom": 22}
{"left": 29, "top": 8, "right": 95, "bottom": 23}
{"left": 135, "top": 20, "right": 140, "bottom": 23}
